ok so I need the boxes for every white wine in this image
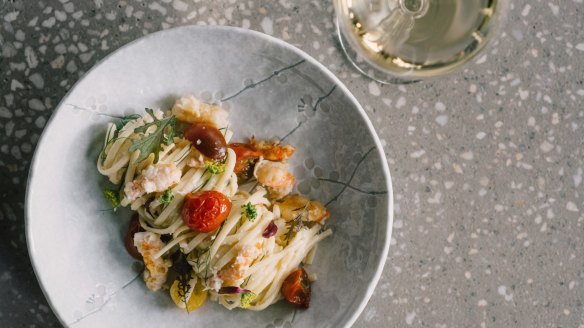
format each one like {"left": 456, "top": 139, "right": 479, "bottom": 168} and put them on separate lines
{"left": 335, "top": 0, "right": 501, "bottom": 80}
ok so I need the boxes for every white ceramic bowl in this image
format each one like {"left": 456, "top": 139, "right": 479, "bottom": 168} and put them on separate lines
{"left": 26, "top": 26, "right": 393, "bottom": 328}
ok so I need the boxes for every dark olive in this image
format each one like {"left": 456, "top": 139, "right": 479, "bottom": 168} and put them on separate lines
{"left": 184, "top": 123, "right": 227, "bottom": 160}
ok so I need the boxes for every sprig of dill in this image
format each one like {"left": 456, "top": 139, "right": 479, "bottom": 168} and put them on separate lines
{"left": 283, "top": 202, "right": 318, "bottom": 245}
{"left": 192, "top": 247, "right": 211, "bottom": 276}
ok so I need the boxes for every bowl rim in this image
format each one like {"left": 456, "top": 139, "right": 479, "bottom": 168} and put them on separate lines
{"left": 25, "top": 25, "right": 394, "bottom": 328}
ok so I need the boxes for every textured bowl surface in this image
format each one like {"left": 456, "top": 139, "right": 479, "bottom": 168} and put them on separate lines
{"left": 26, "top": 26, "right": 393, "bottom": 328}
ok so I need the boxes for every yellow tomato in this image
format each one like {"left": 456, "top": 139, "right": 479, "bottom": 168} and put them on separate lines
{"left": 170, "top": 278, "right": 207, "bottom": 311}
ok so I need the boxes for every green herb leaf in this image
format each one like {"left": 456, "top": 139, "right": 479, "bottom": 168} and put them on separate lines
{"left": 241, "top": 202, "right": 257, "bottom": 222}
{"left": 159, "top": 188, "right": 174, "bottom": 204}
{"left": 240, "top": 291, "right": 256, "bottom": 308}
{"left": 103, "top": 188, "right": 120, "bottom": 211}
{"left": 129, "top": 108, "right": 176, "bottom": 163}
{"left": 114, "top": 114, "right": 141, "bottom": 137}
{"left": 99, "top": 123, "right": 116, "bottom": 164}
{"left": 205, "top": 161, "right": 226, "bottom": 175}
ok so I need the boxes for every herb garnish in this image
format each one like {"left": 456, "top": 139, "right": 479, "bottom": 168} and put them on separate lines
{"left": 192, "top": 247, "right": 211, "bottom": 279}
{"left": 99, "top": 114, "right": 141, "bottom": 162}
{"left": 177, "top": 272, "right": 193, "bottom": 312}
{"left": 114, "top": 114, "right": 141, "bottom": 138}
{"left": 283, "top": 203, "right": 318, "bottom": 245}
{"left": 240, "top": 292, "right": 257, "bottom": 308}
{"left": 102, "top": 188, "right": 120, "bottom": 211}
{"left": 171, "top": 252, "right": 195, "bottom": 312}
{"left": 241, "top": 202, "right": 257, "bottom": 222}
{"left": 129, "top": 108, "right": 176, "bottom": 163}
{"left": 205, "top": 161, "right": 226, "bottom": 175}
{"left": 159, "top": 188, "right": 174, "bottom": 204}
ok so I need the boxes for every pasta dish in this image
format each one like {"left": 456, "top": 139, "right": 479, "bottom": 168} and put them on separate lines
{"left": 97, "top": 95, "right": 332, "bottom": 311}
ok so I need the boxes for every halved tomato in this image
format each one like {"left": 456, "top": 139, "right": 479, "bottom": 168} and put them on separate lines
{"left": 281, "top": 268, "right": 311, "bottom": 308}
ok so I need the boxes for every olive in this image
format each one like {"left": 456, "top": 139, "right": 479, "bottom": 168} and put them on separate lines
{"left": 125, "top": 214, "right": 143, "bottom": 260}
{"left": 184, "top": 123, "right": 227, "bottom": 160}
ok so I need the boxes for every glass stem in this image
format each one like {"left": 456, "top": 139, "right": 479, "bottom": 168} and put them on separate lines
{"left": 398, "top": 0, "right": 430, "bottom": 18}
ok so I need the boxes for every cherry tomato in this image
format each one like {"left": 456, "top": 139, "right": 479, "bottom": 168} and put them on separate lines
{"left": 184, "top": 123, "right": 227, "bottom": 160}
{"left": 281, "top": 268, "right": 311, "bottom": 308}
{"left": 229, "top": 143, "right": 261, "bottom": 179}
{"left": 182, "top": 190, "right": 232, "bottom": 233}
{"left": 124, "top": 214, "right": 143, "bottom": 260}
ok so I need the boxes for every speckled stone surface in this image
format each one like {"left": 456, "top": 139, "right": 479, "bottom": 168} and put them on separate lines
{"left": 1, "top": 0, "right": 583, "bottom": 327}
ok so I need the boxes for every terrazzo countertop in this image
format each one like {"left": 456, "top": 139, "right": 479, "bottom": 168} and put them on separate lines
{"left": 1, "top": 0, "right": 584, "bottom": 327}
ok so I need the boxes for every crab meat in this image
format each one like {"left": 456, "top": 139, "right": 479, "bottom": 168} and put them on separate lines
{"left": 171, "top": 95, "right": 228, "bottom": 128}
{"left": 187, "top": 153, "right": 205, "bottom": 168}
{"left": 124, "top": 163, "right": 181, "bottom": 202}
{"left": 134, "top": 232, "right": 172, "bottom": 291}
{"left": 250, "top": 137, "right": 295, "bottom": 161}
{"left": 253, "top": 160, "right": 295, "bottom": 199}
{"left": 219, "top": 241, "right": 263, "bottom": 285}
{"left": 278, "top": 194, "right": 330, "bottom": 223}
{"left": 204, "top": 270, "right": 224, "bottom": 292}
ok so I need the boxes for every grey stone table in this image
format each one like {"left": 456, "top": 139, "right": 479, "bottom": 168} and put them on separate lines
{"left": 1, "top": 0, "right": 583, "bottom": 327}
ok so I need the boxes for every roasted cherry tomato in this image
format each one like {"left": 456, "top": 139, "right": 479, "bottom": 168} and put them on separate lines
{"left": 182, "top": 190, "right": 232, "bottom": 233}
{"left": 124, "top": 214, "right": 143, "bottom": 260}
{"left": 184, "top": 123, "right": 227, "bottom": 160}
{"left": 281, "top": 267, "right": 311, "bottom": 308}
{"left": 229, "top": 143, "right": 261, "bottom": 179}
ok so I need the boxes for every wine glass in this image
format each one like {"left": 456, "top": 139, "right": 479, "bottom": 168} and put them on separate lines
{"left": 334, "top": 0, "right": 508, "bottom": 84}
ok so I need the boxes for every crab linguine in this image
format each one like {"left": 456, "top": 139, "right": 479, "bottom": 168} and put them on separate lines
{"left": 97, "top": 95, "right": 332, "bottom": 311}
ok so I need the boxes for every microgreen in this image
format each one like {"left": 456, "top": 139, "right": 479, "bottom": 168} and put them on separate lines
{"left": 241, "top": 202, "right": 257, "bottom": 222}
{"left": 240, "top": 292, "right": 256, "bottom": 308}
{"left": 102, "top": 188, "right": 120, "bottom": 211}
{"left": 205, "top": 161, "right": 226, "bottom": 175}
{"left": 159, "top": 188, "right": 174, "bottom": 204}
